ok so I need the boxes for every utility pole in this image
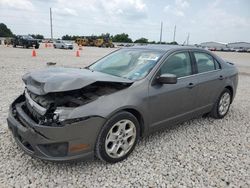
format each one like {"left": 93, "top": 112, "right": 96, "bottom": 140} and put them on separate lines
{"left": 159, "top": 21, "right": 163, "bottom": 44}
{"left": 50, "top": 8, "right": 53, "bottom": 40}
{"left": 187, "top": 33, "right": 190, "bottom": 45}
{"left": 173, "top": 25, "right": 176, "bottom": 42}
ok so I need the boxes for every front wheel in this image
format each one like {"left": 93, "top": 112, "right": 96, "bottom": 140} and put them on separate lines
{"left": 95, "top": 111, "right": 140, "bottom": 163}
{"left": 210, "top": 88, "right": 232, "bottom": 119}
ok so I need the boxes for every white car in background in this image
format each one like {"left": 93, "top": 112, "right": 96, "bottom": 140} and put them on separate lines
{"left": 53, "top": 40, "right": 73, "bottom": 49}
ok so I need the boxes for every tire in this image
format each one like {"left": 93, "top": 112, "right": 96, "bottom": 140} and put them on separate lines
{"left": 35, "top": 46, "right": 39, "bottom": 49}
{"left": 95, "top": 111, "right": 140, "bottom": 163}
{"left": 210, "top": 88, "right": 232, "bottom": 119}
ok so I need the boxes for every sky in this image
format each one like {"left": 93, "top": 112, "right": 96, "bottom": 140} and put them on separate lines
{"left": 0, "top": 0, "right": 250, "bottom": 44}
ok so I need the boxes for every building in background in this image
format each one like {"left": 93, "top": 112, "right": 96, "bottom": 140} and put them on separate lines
{"left": 200, "top": 42, "right": 226, "bottom": 51}
{"left": 227, "top": 42, "right": 250, "bottom": 50}
{"left": 200, "top": 41, "right": 250, "bottom": 51}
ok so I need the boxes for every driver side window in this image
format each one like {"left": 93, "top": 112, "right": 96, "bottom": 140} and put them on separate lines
{"left": 160, "top": 52, "right": 192, "bottom": 78}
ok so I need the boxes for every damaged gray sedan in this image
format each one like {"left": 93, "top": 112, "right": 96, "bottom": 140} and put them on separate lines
{"left": 7, "top": 45, "right": 238, "bottom": 163}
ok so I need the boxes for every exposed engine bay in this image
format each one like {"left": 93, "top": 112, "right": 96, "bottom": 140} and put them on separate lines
{"left": 22, "top": 81, "right": 131, "bottom": 126}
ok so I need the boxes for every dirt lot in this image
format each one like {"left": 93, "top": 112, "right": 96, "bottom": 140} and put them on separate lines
{"left": 0, "top": 45, "right": 249, "bottom": 187}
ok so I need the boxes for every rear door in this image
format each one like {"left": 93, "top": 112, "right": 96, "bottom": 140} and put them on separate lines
{"left": 148, "top": 51, "right": 198, "bottom": 129}
{"left": 191, "top": 51, "right": 224, "bottom": 109}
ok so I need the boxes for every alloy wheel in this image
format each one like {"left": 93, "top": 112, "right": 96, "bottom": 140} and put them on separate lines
{"left": 105, "top": 119, "right": 136, "bottom": 158}
{"left": 218, "top": 92, "right": 231, "bottom": 116}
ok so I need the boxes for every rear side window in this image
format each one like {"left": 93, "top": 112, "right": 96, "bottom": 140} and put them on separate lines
{"left": 160, "top": 52, "right": 192, "bottom": 78}
{"left": 194, "top": 52, "right": 219, "bottom": 73}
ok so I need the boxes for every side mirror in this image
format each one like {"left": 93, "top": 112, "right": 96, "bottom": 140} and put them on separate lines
{"left": 157, "top": 74, "right": 177, "bottom": 84}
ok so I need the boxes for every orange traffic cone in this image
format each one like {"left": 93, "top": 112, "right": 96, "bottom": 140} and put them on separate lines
{"left": 32, "top": 49, "right": 37, "bottom": 57}
{"left": 76, "top": 50, "right": 80, "bottom": 57}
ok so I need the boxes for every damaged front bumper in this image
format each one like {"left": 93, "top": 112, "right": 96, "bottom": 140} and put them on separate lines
{"left": 7, "top": 94, "right": 106, "bottom": 162}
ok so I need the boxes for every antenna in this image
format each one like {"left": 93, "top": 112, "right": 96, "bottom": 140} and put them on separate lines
{"left": 50, "top": 8, "right": 53, "bottom": 40}
{"left": 159, "top": 22, "right": 163, "bottom": 44}
{"left": 173, "top": 25, "right": 176, "bottom": 42}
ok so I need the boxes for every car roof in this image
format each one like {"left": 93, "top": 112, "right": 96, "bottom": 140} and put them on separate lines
{"left": 128, "top": 44, "right": 198, "bottom": 52}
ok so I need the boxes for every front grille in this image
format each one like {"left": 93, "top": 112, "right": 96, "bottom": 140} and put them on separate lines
{"left": 26, "top": 90, "right": 50, "bottom": 110}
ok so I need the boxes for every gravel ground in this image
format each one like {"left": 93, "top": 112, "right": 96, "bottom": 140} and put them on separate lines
{"left": 0, "top": 45, "right": 249, "bottom": 187}
{"left": 214, "top": 51, "right": 250, "bottom": 75}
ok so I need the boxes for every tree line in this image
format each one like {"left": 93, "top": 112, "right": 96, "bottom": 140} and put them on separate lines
{"left": 0, "top": 23, "right": 178, "bottom": 44}
{"left": 62, "top": 33, "right": 178, "bottom": 44}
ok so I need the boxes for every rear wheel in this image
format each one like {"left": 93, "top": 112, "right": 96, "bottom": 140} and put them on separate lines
{"left": 95, "top": 111, "right": 140, "bottom": 163}
{"left": 210, "top": 88, "right": 232, "bottom": 119}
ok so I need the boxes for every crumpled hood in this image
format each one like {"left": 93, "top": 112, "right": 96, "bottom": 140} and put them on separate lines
{"left": 22, "top": 67, "right": 133, "bottom": 95}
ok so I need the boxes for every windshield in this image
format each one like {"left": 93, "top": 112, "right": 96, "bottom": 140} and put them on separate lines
{"left": 22, "top": 35, "right": 34, "bottom": 39}
{"left": 89, "top": 49, "right": 164, "bottom": 80}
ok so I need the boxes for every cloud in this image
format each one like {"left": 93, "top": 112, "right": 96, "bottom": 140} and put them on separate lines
{"left": 163, "top": 0, "right": 189, "bottom": 17}
{"left": 196, "top": 3, "right": 250, "bottom": 29}
{"left": 1, "top": 0, "right": 249, "bottom": 43}
{"left": 53, "top": 7, "right": 78, "bottom": 16}
{"left": 53, "top": 0, "right": 147, "bottom": 20}
{"left": 0, "top": 0, "right": 35, "bottom": 10}
{"left": 176, "top": 0, "right": 189, "bottom": 9}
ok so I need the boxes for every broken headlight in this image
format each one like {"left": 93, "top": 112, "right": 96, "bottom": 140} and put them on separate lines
{"left": 60, "top": 117, "right": 91, "bottom": 125}
{"left": 53, "top": 108, "right": 91, "bottom": 125}
{"left": 53, "top": 108, "right": 74, "bottom": 122}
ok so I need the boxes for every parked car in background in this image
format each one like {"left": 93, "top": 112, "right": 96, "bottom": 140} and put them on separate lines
{"left": 208, "top": 47, "right": 216, "bottom": 51}
{"left": 53, "top": 40, "right": 73, "bottom": 49}
{"left": 236, "top": 48, "right": 248, "bottom": 53}
{"left": 221, "top": 47, "right": 231, "bottom": 52}
{"left": 13, "top": 35, "right": 39, "bottom": 49}
{"left": 7, "top": 45, "right": 238, "bottom": 163}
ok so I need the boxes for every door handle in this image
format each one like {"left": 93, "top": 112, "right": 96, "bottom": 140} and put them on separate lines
{"left": 187, "top": 82, "right": 195, "bottom": 89}
{"left": 219, "top": 75, "right": 224, "bottom": 80}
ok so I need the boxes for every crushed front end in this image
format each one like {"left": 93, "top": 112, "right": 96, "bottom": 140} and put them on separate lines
{"left": 7, "top": 66, "right": 132, "bottom": 161}
{"left": 6, "top": 82, "right": 128, "bottom": 161}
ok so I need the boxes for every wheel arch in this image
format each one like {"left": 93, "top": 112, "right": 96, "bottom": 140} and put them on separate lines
{"left": 107, "top": 108, "right": 145, "bottom": 137}
{"left": 123, "top": 108, "right": 145, "bottom": 137}
{"left": 225, "top": 85, "right": 233, "bottom": 103}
